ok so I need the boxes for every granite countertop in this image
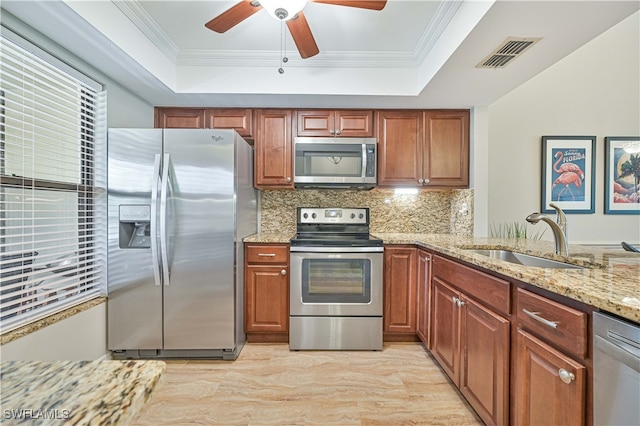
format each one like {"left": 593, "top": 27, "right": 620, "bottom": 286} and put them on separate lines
{"left": 244, "top": 232, "right": 640, "bottom": 323}
{"left": 0, "top": 360, "right": 165, "bottom": 425}
{"left": 244, "top": 232, "right": 294, "bottom": 244}
{"left": 375, "top": 233, "right": 640, "bottom": 323}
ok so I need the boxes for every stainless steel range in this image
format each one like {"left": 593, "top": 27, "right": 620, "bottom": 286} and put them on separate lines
{"left": 289, "top": 207, "right": 383, "bottom": 350}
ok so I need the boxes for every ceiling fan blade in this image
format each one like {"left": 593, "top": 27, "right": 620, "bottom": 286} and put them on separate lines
{"left": 205, "top": 0, "right": 262, "bottom": 33}
{"left": 310, "top": 0, "right": 387, "bottom": 11}
{"left": 286, "top": 11, "right": 320, "bottom": 59}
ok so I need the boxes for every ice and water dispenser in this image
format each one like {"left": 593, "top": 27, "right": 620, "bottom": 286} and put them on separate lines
{"left": 119, "top": 205, "right": 151, "bottom": 248}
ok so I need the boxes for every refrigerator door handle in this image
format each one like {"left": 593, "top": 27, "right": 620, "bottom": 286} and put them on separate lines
{"left": 150, "top": 154, "right": 162, "bottom": 286}
{"left": 160, "top": 153, "right": 172, "bottom": 285}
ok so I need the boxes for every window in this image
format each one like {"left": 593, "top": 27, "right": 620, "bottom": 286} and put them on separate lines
{"left": 0, "top": 28, "right": 107, "bottom": 333}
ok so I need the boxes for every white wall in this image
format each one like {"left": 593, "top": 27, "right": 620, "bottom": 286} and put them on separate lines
{"left": 0, "top": 304, "right": 108, "bottom": 360}
{"left": 484, "top": 12, "right": 640, "bottom": 244}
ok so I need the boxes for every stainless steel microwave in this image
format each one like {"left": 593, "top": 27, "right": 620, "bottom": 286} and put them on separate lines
{"left": 293, "top": 137, "right": 377, "bottom": 189}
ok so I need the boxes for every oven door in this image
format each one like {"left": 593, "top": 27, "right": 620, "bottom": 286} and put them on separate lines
{"left": 290, "top": 248, "right": 383, "bottom": 317}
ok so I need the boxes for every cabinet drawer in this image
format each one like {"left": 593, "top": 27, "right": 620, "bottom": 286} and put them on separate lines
{"left": 516, "top": 288, "right": 587, "bottom": 359}
{"left": 433, "top": 255, "right": 510, "bottom": 315}
{"left": 246, "top": 245, "right": 289, "bottom": 263}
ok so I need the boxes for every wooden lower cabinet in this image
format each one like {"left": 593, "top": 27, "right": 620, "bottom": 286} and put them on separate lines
{"left": 244, "top": 244, "right": 289, "bottom": 342}
{"left": 416, "top": 249, "right": 431, "bottom": 347}
{"left": 383, "top": 246, "right": 417, "bottom": 340}
{"left": 431, "top": 260, "right": 510, "bottom": 426}
{"left": 514, "top": 329, "right": 586, "bottom": 425}
{"left": 460, "top": 296, "right": 510, "bottom": 426}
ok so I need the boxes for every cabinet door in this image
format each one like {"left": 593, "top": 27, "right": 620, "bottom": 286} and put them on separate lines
{"left": 245, "top": 264, "right": 288, "bottom": 332}
{"left": 206, "top": 108, "right": 253, "bottom": 138}
{"left": 296, "top": 110, "right": 333, "bottom": 136}
{"left": 334, "top": 110, "right": 374, "bottom": 137}
{"left": 514, "top": 329, "right": 586, "bottom": 426}
{"left": 154, "top": 108, "right": 205, "bottom": 128}
{"left": 460, "top": 297, "right": 510, "bottom": 426}
{"left": 430, "top": 278, "right": 460, "bottom": 385}
{"left": 416, "top": 250, "right": 431, "bottom": 346}
{"left": 423, "top": 110, "right": 469, "bottom": 187}
{"left": 376, "top": 110, "right": 423, "bottom": 186}
{"left": 383, "top": 247, "right": 417, "bottom": 335}
{"left": 254, "top": 109, "right": 293, "bottom": 188}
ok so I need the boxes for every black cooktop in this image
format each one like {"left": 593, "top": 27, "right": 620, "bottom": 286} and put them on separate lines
{"left": 290, "top": 233, "right": 383, "bottom": 247}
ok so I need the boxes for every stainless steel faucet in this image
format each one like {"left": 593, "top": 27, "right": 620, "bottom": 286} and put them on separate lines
{"left": 549, "top": 203, "right": 567, "bottom": 239}
{"left": 526, "top": 211, "right": 569, "bottom": 256}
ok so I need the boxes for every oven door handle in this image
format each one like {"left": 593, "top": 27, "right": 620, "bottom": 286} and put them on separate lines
{"left": 290, "top": 246, "right": 384, "bottom": 253}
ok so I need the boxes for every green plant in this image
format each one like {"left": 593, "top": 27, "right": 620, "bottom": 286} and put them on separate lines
{"left": 489, "top": 221, "right": 546, "bottom": 240}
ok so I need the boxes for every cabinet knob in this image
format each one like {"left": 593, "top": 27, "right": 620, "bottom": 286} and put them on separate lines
{"left": 456, "top": 299, "right": 464, "bottom": 308}
{"left": 335, "top": 129, "right": 341, "bottom": 135}
{"left": 423, "top": 178, "right": 430, "bottom": 185}
{"left": 329, "top": 129, "right": 336, "bottom": 135}
{"left": 558, "top": 368, "right": 575, "bottom": 384}
{"left": 286, "top": 177, "right": 291, "bottom": 183}
{"left": 419, "top": 178, "right": 424, "bottom": 184}
{"left": 281, "top": 269, "right": 287, "bottom": 276}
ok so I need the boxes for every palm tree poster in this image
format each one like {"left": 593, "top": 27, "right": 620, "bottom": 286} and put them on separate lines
{"left": 541, "top": 136, "right": 596, "bottom": 214}
{"left": 605, "top": 136, "right": 640, "bottom": 214}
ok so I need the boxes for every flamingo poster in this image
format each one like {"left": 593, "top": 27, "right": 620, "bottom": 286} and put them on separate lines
{"left": 541, "top": 136, "right": 596, "bottom": 214}
{"left": 605, "top": 136, "right": 640, "bottom": 214}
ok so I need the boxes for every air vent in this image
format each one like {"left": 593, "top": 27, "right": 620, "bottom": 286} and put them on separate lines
{"left": 476, "top": 37, "right": 541, "bottom": 69}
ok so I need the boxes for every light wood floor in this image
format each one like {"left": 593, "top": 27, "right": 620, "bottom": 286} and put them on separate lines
{"left": 133, "top": 342, "right": 482, "bottom": 425}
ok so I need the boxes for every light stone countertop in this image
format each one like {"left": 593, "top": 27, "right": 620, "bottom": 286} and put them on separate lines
{"left": 0, "top": 359, "right": 165, "bottom": 425}
{"left": 244, "top": 232, "right": 640, "bottom": 323}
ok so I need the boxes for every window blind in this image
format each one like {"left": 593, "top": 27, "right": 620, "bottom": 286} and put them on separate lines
{"left": 0, "top": 29, "right": 107, "bottom": 333}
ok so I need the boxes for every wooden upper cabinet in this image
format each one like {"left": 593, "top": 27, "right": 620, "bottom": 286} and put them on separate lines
{"left": 206, "top": 108, "right": 253, "bottom": 139}
{"left": 376, "top": 109, "right": 469, "bottom": 188}
{"left": 423, "top": 110, "right": 469, "bottom": 187}
{"left": 296, "top": 110, "right": 373, "bottom": 137}
{"left": 376, "top": 110, "right": 423, "bottom": 186}
{"left": 254, "top": 109, "right": 294, "bottom": 189}
{"left": 154, "top": 107, "right": 205, "bottom": 129}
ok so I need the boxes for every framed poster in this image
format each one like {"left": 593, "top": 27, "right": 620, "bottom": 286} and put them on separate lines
{"left": 541, "top": 136, "right": 596, "bottom": 214}
{"left": 604, "top": 136, "right": 640, "bottom": 214}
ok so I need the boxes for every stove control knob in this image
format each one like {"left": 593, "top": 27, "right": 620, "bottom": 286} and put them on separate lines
{"left": 350, "top": 213, "right": 355, "bottom": 219}
{"left": 359, "top": 213, "right": 364, "bottom": 219}
{"left": 312, "top": 213, "right": 317, "bottom": 219}
{"left": 303, "top": 213, "right": 308, "bottom": 219}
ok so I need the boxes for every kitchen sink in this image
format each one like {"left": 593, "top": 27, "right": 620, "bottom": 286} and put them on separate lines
{"left": 465, "top": 249, "right": 584, "bottom": 270}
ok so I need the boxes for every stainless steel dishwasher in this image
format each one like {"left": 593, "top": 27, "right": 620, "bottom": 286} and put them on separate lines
{"left": 593, "top": 311, "right": 640, "bottom": 425}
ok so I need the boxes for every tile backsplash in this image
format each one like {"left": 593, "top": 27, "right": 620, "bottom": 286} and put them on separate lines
{"left": 259, "top": 188, "right": 474, "bottom": 236}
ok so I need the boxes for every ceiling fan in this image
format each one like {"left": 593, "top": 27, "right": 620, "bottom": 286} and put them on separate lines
{"left": 204, "top": 0, "right": 387, "bottom": 59}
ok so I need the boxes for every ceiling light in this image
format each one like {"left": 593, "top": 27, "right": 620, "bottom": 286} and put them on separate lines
{"left": 623, "top": 141, "right": 640, "bottom": 154}
{"left": 260, "top": 0, "right": 307, "bottom": 20}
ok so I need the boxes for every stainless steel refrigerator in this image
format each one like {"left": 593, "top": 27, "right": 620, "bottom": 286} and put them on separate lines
{"left": 107, "top": 129, "right": 257, "bottom": 360}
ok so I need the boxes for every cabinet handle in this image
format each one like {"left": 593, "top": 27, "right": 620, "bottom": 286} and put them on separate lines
{"left": 558, "top": 368, "right": 575, "bottom": 384}
{"left": 258, "top": 253, "right": 276, "bottom": 257}
{"left": 286, "top": 177, "right": 291, "bottom": 183}
{"left": 280, "top": 269, "right": 287, "bottom": 276}
{"left": 522, "top": 308, "right": 558, "bottom": 329}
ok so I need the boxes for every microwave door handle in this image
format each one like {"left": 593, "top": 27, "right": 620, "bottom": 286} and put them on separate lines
{"left": 361, "top": 144, "right": 367, "bottom": 178}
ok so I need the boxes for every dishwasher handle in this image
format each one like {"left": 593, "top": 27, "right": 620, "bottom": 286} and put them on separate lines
{"left": 595, "top": 335, "right": 640, "bottom": 372}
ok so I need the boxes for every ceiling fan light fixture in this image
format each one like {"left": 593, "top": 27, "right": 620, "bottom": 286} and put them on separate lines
{"left": 259, "top": 0, "right": 307, "bottom": 20}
